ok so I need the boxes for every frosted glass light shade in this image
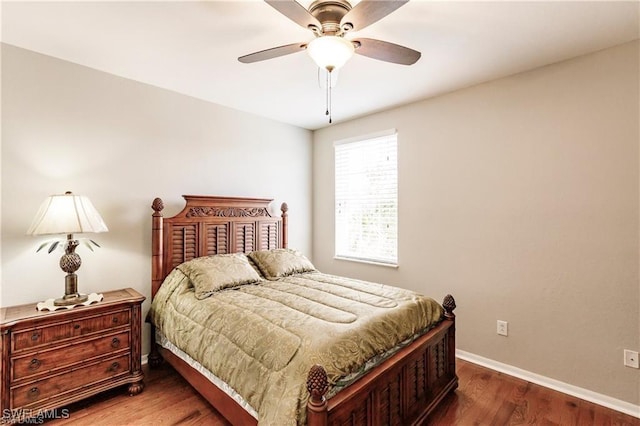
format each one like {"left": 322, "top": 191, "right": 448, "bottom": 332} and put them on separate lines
{"left": 307, "top": 36, "right": 355, "bottom": 71}
{"left": 27, "top": 192, "right": 108, "bottom": 236}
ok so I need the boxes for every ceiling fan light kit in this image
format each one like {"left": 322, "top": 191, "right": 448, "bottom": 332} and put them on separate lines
{"left": 307, "top": 35, "right": 354, "bottom": 72}
{"left": 239, "top": 0, "right": 420, "bottom": 123}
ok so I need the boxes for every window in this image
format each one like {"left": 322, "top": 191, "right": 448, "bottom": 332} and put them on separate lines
{"left": 335, "top": 130, "right": 398, "bottom": 266}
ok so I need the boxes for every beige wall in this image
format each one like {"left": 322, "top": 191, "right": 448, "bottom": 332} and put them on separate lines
{"left": 0, "top": 44, "right": 313, "bottom": 354}
{"left": 313, "top": 41, "right": 639, "bottom": 405}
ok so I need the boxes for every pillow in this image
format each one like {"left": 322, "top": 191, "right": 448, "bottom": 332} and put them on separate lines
{"left": 177, "top": 254, "right": 262, "bottom": 300}
{"left": 248, "top": 248, "right": 316, "bottom": 279}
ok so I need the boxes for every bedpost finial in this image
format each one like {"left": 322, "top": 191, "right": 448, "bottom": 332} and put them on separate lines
{"left": 307, "top": 364, "right": 328, "bottom": 404}
{"left": 443, "top": 294, "right": 456, "bottom": 319}
{"left": 152, "top": 198, "right": 164, "bottom": 213}
{"left": 281, "top": 202, "right": 289, "bottom": 215}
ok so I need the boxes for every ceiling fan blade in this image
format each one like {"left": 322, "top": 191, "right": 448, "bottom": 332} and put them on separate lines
{"left": 238, "top": 42, "right": 307, "bottom": 64}
{"left": 353, "top": 38, "right": 421, "bottom": 65}
{"left": 265, "top": 0, "right": 322, "bottom": 32}
{"left": 340, "top": 0, "right": 408, "bottom": 32}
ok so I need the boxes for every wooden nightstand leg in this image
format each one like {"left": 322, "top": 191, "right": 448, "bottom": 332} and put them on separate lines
{"left": 128, "top": 379, "right": 145, "bottom": 396}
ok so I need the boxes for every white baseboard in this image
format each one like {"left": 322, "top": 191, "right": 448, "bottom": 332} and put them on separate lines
{"left": 456, "top": 350, "right": 640, "bottom": 419}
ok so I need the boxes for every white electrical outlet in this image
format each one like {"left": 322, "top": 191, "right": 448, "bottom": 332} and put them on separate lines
{"left": 497, "top": 320, "right": 508, "bottom": 336}
{"left": 624, "top": 350, "right": 639, "bottom": 368}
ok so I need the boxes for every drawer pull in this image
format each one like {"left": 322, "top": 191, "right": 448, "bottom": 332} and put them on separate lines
{"left": 74, "top": 324, "right": 81, "bottom": 330}
{"left": 112, "top": 317, "right": 119, "bottom": 324}
{"left": 28, "top": 387, "right": 40, "bottom": 399}
{"left": 28, "top": 358, "right": 41, "bottom": 371}
{"left": 31, "top": 332, "right": 40, "bottom": 341}
{"left": 111, "top": 337, "right": 121, "bottom": 348}
{"left": 108, "top": 362, "right": 120, "bottom": 372}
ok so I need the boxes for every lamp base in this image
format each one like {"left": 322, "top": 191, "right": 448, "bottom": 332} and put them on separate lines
{"left": 55, "top": 270, "right": 87, "bottom": 306}
{"left": 54, "top": 293, "right": 88, "bottom": 306}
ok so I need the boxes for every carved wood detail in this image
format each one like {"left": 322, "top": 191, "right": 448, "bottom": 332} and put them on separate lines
{"left": 187, "top": 207, "right": 271, "bottom": 218}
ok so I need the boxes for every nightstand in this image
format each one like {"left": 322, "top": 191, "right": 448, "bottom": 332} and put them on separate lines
{"left": 0, "top": 288, "right": 145, "bottom": 421}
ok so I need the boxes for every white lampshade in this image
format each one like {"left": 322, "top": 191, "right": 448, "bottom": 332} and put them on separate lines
{"left": 307, "top": 36, "right": 355, "bottom": 71}
{"left": 27, "top": 192, "right": 108, "bottom": 236}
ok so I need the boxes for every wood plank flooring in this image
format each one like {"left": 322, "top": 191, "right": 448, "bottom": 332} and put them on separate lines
{"left": 44, "top": 359, "right": 639, "bottom": 425}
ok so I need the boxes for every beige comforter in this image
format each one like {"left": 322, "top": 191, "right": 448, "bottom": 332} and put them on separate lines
{"left": 149, "top": 270, "right": 443, "bottom": 425}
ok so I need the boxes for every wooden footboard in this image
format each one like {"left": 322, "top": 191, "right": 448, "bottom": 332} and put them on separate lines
{"left": 307, "top": 296, "right": 458, "bottom": 426}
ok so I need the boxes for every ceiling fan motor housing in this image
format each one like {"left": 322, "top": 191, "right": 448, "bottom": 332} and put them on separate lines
{"left": 309, "top": 0, "right": 353, "bottom": 35}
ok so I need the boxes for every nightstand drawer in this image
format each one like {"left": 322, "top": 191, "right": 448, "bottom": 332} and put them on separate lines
{"left": 12, "top": 330, "right": 131, "bottom": 381}
{"left": 12, "top": 309, "right": 130, "bottom": 351}
{"left": 11, "top": 353, "right": 130, "bottom": 409}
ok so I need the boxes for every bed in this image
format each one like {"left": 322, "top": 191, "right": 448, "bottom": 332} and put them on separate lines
{"left": 147, "top": 195, "right": 457, "bottom": 425}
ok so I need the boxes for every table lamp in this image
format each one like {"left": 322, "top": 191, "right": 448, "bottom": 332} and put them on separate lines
{"left": 27, "top": 191, "right": 108, "bottom": 306}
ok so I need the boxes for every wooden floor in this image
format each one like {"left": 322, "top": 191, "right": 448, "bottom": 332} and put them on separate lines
{"left": 45, "top": 359, "right": 640, "bottom": 425}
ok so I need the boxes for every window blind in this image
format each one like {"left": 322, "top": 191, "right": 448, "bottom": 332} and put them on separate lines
{"left": 335, "top": 132, "right": 398, "bottom": 265}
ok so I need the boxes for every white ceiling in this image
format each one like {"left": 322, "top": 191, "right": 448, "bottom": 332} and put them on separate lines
{"left": 2, "top": 1, "right": 638, "bottom": 130}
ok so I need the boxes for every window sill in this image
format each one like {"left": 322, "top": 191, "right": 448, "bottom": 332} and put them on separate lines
{"left": 334, "top": 256, "right": 398, "bottom": 269}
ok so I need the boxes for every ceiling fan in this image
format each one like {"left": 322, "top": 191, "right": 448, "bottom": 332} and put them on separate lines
{"left": 238, "top": 0, "right": 421, "bottom": 69}
{"left": 239, "top": 0, "right": 420, "bottom": 123}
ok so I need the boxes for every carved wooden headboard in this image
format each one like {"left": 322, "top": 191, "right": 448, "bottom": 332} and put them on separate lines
{"left": 151, "top": 195, "right": 288, "bottom": 298}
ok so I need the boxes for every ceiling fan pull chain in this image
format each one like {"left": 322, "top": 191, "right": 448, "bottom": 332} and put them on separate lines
{"left": 329, "top": 83, "right": 332, "bottom": 124}
{"left": 327, "top": 69, "right": 333, "bottom": 124}
{"left": 325, "top": 69, "right": 330, "bottom": 117}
